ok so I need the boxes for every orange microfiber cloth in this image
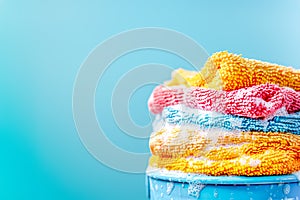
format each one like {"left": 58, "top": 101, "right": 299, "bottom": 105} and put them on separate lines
{"left": 166, "top": 51, "right": 300, "bottom": 91}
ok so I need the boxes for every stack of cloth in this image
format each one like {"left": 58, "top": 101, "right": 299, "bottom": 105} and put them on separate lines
{"left": 147, "top": 51, "right": 300, "bottom": 176}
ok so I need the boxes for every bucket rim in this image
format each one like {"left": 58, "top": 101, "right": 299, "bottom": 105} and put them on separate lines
{"left": 147, "top": 170, "right": 300, "bottom": 185}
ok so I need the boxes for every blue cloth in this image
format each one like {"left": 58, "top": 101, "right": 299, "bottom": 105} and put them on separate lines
{"left": 161, "top": 106, "right": 300, "bottom": 135}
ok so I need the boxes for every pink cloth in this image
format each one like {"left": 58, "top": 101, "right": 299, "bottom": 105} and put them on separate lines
{"left": 148, "top": 84, "right": 300, "bottom": 118}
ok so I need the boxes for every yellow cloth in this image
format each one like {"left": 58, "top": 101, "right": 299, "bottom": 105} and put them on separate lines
{"left": 149, "top": 128, "right": 300, "bottom": 176}
{"left": 165, "top": 51, "right": 300, "bottom": 91}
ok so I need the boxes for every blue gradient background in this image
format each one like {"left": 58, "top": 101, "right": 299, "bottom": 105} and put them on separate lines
{"left": 1, "top": 1, "right": 300, "bottom": 199}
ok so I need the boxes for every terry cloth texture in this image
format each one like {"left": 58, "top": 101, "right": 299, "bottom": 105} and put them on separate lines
{"left": 158, "top": 106, "right": 300, "bottom": 135}
{"left": 166, "top": 51, "right": 300, "bottom": 91}
{"left": 148, "top": 84, "right": 300, "bottom": 118}
{"left": 149, "top": 128, "right": 300, "bottom": 176}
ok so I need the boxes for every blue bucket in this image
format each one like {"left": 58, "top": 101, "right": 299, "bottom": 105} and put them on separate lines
{"left": 146, "top": 171, "right": 300, "bottom": 200}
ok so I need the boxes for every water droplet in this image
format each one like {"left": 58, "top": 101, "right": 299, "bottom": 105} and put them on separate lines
{"left": 155, "top": 184, "right": 158, "bottom": 191}
{"left": 284, "top": 197, "right": 295, "bottom": 200}
{"left": 268, "top": 197, "right": 272, "bottom": 200}
{"left": 160, "top": 192, "right": 164, "bottom": 198}
{"left": 166, "top": 182, "right": 174, "bottom": 195}
{"left": 213, "top": 189, "right": 218, "bottom": 198}
{"left": 188, "top": 182, "right": 206, "bottom": 198}
{"left": 161, "top": 184, "right": 163, "bottom": 189}
{"left": 283, "top": 184, "right": 290, "bottom": 195}
{"left": 182, "top": 183, "right": 185, "bottom": 188}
